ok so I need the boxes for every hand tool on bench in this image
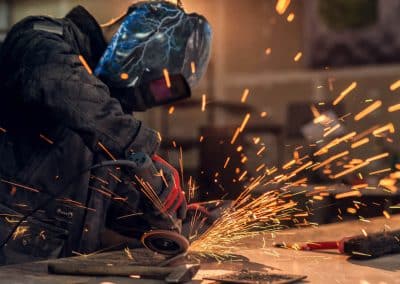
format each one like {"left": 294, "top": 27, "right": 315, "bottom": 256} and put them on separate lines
{"left": 48, "top": 262, "right": 199, "bottom": 283}
{"left": 274, "top": 229, "right": 400, "bottom": 259}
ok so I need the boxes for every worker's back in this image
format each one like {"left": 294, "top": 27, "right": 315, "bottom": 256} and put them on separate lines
{"left": 0, "top": 7, "right": 117, "bottom": 265}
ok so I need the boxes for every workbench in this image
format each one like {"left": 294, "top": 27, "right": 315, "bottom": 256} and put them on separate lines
{"left": 0, "top": 215, "right": 399, "bottom": 283}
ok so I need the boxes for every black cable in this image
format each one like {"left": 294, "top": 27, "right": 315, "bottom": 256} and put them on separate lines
{"left": 0, "top": 160, "right": 139, "bottom": 249}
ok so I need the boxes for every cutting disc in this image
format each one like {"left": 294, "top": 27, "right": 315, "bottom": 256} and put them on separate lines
{"left": 141, "top": 230, "right": 190, "bottom": 255}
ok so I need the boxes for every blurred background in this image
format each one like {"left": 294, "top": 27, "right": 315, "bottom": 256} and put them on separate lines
{"left": 1, "top": 0, "right": 399, "bottom": 225}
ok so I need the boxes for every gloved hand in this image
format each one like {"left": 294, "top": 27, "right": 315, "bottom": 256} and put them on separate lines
{"left": 125, "top": 152, "right": 187, "bottom": 232}
{"left": 151, "top": 155, "right": 187, "bottom": 220}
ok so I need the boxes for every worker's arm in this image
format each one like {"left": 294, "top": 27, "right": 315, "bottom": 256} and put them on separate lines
{"left": 16, "top": 25, "right": 159, "bottom": 157}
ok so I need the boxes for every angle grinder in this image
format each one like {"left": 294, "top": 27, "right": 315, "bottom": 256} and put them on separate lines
{"left": 127, "top": 152, "right": 190, "bottom": 256}
{"left": 141, "top": 230, "right": 190, "bottom": 255}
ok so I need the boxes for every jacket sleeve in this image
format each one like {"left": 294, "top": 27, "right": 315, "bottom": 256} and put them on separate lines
{"left": 17, "top": 25, "right": 160, "bottom": 158}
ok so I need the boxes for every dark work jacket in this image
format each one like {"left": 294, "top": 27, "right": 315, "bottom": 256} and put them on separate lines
{"left": 0, "top": 6, "right": 160, "bottom": 264}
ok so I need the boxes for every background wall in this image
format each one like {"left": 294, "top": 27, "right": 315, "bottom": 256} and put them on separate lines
{"left": 2, "top": 1, "right": 400, "bottom": 203}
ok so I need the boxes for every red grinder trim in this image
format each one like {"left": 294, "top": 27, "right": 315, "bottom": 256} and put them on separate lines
{"left": 141, "top": 230, "right": 189, "bottom": 255}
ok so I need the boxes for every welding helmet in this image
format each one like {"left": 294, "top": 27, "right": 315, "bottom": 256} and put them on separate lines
{"left": 95, "top": 1, "right": 212, "bottom": 112}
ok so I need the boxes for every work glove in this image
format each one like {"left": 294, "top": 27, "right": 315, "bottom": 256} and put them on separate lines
{"left": 151, "top": 155, "right": 187, "bottom": 220}
{"left": 126, "top": 152, "right": 187, "bottom": 232}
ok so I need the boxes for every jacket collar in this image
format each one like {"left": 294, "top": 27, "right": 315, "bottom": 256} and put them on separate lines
{"left": 66, "top": 6, "right": 107, "bottom": 69}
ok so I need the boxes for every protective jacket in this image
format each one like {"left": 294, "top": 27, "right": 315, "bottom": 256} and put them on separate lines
{"left": 0, "top": 6, "right": 160, "bottom": 264}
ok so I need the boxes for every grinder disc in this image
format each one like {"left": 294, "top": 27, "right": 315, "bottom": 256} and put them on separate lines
{"left": 141, "top": 230, "right": 189, "bottom": 255}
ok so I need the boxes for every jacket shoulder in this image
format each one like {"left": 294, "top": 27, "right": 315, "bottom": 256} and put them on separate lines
{"left": 0, "top": 16, "right": 77, "bottom": 72}
{"left": 4, "top": 15, "right": 66, "bottom": 46}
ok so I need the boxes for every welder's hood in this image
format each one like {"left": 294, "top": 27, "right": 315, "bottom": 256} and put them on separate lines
{"left": 95, "top": 1, "right": 212, "bottom": 90}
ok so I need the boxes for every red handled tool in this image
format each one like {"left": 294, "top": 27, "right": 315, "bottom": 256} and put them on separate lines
{"left": 274, "top": 229, "right": 400, "bottom": 260}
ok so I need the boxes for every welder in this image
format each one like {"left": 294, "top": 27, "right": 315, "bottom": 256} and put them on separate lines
{"left": 0, "top": 1, "right": 211, "bottom": 264}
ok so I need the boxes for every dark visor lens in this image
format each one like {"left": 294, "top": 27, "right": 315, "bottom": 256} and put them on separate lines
{"left": 148, "top": 74, "right": 191, "bottom": 106}
{"left": 149, "top": 79, "right": 174, "bottom": 104}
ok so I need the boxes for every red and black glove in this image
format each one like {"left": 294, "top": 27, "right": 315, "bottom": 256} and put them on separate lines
{"left": 152, "top": 155, "right": 187, "bottom": 220}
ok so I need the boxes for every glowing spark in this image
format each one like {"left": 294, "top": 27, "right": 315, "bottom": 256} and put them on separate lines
{"left": 0, "top": 127, "right": 6, "bottom": 133}
{"left": 379, "top": 178, "right": 397, "bottom": 193}
{"left": 116, "top": 213, "right": 143, "bottom": 220}
{"left": 287, "top": 13, "right": 295, "bottom": 22}
{"left": 323, "top": 124, "right": 341, "bottom": 137}
{"left": 78, "top": 55, "right": 92, "bottom": 74}
{"left": 1, "top": 179, "right": 40, "bottom": 193}
{"left": 39, "top": 134, "right": 54, "bottom": 145}
{"left": 201, "top": 94, "right": 206, "bottom": 112}
{"left": 383, "top": 210, "right": 391, "bottom": 219}
{"left": 275, "top": 0, "right": 291, "bottom": 15}
{"left": 230, "top": 128, "right": 241, "bottom": 144}
{"left": 223, "top": 157, "right": 231, "bottom": 169}
{"left": 352, "top": 251, "right": 371, "bottom": 257}
{"left": 347, "top": 208, "right": 357, "bottom": 214}
{"left": 191, "top": 61, "right": 196, "bottom": 74}
{"left": 294, "top": 52, "right": 302, "bottom": 62}
{"left": 314, "top": 132, "right": 356, "bottom": 156}
{"left": 239, "top": 113, "right": 251, "bottom": 132}
{"left": 238, "top": 171, "right": 248, "bottom": 181}
{"left": 179, "top": 147, "right": 184, "bottom": 185}
{"left": 241, "top": 89, "right": 250, "bottom": 103}
{"left": 199, "top": 136, "right": 204, "bottom": 142}
{"left": 282, "top": 161, "right": 313, "bottom": 181}
{"left": 97, "top": 142, "right": 117, "bottom": 161}
{"left": 333, "top": 82, "right": 357, "bottom": 106}
{"left": 369, "top": 168, "right": 392, "bottom": 176}
{"left": 372, "top": 123, "right": 395, "bottom": 136}
{"left": 335, "top": 191, "right": 361, "bottom": 199}
{"left": 313, "top": 114, "right": 329, "bottom": 124}
{"left": 389, "top": 80, "right": 400, "bottom": 91}
{"left": 388, "top": 104, "right": 400, "bottom": 112}
{"left": 361, "top": 229, "right": 368, "bottom": 237}
{"left": 236, "top": 146, "right": 243, "bottom": 152}
{"left": 260, "top": 111, "right": 268, "bottom": 118}
{"left": 310, "top": 105, "right": 321, "bottom": 118}
{"left": 265, "top": 48, "right": 272, "bottom": 55}
{"left": 354, "top": 100, "right": 382, "bottom": 121}
{"left": 12, "top": 226, "right": 29, "bottom": 240}
{"left": 257, "top": 146, "right": 266, "bottom": 156}
{"left": 189, "top": 190, "right": 297, "bottom": 254}
{"left": 163, "top": 68, "right": 171, "bottom": 88}
{"left": 120, "top": 73, "right": 129, "bottom": 80}
{"left": 256, "top": 164, "right": 265, "bottom": 172}
{"left": 352, "top": 183, "right": 368, "bottom": 190}
{"left": 332, "top": 161, "right": 370, "bottom": 179}
{"left": 351, "top": 138, "right": 369, "bottom": 149}
{"left": 312, "top": 151, "right": 349, "bottom": 171}
{"left": 366, "top": 152, "right": 389, "bottom": 163}
{"left": 283, "top": 160, "right": 295, "bottom": 170}
{"left": 168, "top": 106, "right": 175, "bottom": 114}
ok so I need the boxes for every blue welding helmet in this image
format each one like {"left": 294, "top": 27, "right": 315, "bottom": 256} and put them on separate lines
{"left": 95, "top": 1, "right": 212, "bottom": 111}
